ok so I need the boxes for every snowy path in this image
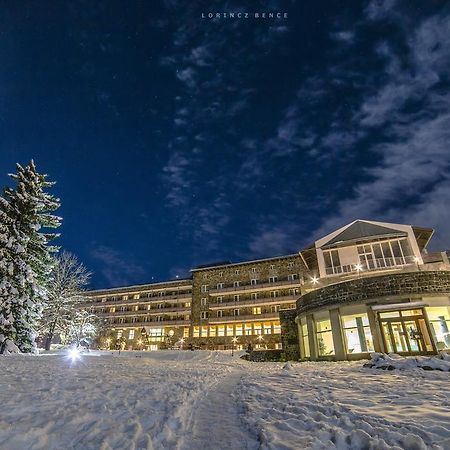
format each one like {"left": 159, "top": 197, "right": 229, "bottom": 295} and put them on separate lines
{"left": 185, "top": 367, "right": 258, "bottom": 450}
{"left": 0, "top": 351, "right": 449, "bottom": 449}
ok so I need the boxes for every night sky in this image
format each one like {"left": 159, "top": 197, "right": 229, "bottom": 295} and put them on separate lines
{"left": 1, "top": 1, "right": 450, "bottom": 288}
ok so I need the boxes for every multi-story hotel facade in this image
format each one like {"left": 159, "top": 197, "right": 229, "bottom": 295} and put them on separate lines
{"left": 84, "top": 220, "right": 450, "bottom": 359}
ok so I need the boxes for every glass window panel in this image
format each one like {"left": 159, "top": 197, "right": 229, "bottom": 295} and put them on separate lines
{"left": 244, "top": 324, "right": 253, "bottom": 335}
{"left": 317, "top": 330, "right": 334, "bottom": 356}
{"left": 400, "top": 239, "right": 412, "bottom": 257}
{"left": 324, "top": 251, "right": 332, "bottom": 268}
{"left": 379, "top": 311, "right": 400, "bottom": 318}
{"left": 391, "top": 240, "right": 402, "bottom": 258}
{"left": 235, "top": 324, "right": 243, "bottom": 336}
{"left": 331, "top": 250, "right": 340, "bottom": 267}
{"left": 273, "top": 322, "right": 281, "bottom": 334}
{"left": 218, "top": 326, "right": 225, "bottom": 337}
{"left": 426, "top": 306, "right": 450, "bottom": 349}
{"left": 382, "top": 242, "right": 393, "bottom": 259}
{"left": 226, "top": 325, "right": 234, "bottom": 336}
{"left": 400, "top": 309, "right": 422, "bottom": 317}
{"left": 342, "top": 313, "right": 374, "bottom": 354}
{"left": 209, "top": 326, "right": 216, "bottom": 337}
{"left": 201, "top": 326, "right": 208, "bottom": 337}
{"left": 263, "top": 322, "right": 272, "bottom": 334}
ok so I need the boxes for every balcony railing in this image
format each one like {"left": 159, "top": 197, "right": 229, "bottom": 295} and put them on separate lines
{"left": 209, "top": 312, "right": 280, "bottom": 324}
{"left": 209, "top": 295, "right": 297, "bottom": 310}
{"left": 109, "top": 319, "right": 191, "bottom": 328}
{"left": 80, "top": 293, "right": 192, "bottom": 307}
{"left": 99, "top": 306, "right": 191, "bottom": 317}
{"left": 208, "top": 278, "right": 301, "bottom": 296}
{"left": 325, "top": 256, "right": 417, "bottom": 276}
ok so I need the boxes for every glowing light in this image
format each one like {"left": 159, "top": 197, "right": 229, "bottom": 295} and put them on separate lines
{"left": 179, "top": 338, "right": 185, "bottom": 344}
{"left": 311, "top": 276, "right": 319, "bottom": 284}
{"left": 257, "top": 335, "right": 264, "bottom": 341}
{"left": 413, "top": 257, "right": 420, "bottom": 263}
{"left": 105, "top": 338, "right": 111, "bottom": 345}
{"left": 354, "top": 263, "right": 363, "bottom": 272}
{"left": 232, "top": 337, "right": 238, "bottom": 343}
{"left": 137, "top": 339, "right": 143, "bottom": 345}
{"left": 67, "top": 347, "right": 81, "bottom": 362}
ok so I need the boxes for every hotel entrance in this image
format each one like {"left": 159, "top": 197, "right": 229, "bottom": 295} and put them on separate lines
{"left": 378, "top": 308, "right": 436, "bottom": 355}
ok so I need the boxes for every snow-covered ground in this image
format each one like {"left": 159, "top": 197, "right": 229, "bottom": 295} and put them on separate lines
{"left": 0, "top": 351, "right": 449, "bottom": 450}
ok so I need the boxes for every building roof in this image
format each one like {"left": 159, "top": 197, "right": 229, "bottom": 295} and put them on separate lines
{"left": 190, "top": 253, "right": 300, "bottom": 272}
{"left": 321, "top": 220, "right": 407, "bottom": 249}
{"left": 86, "top": 278, "right": 192, "bottom": 296}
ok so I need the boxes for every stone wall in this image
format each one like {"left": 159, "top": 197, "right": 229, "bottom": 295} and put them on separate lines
{"left": 280, "top": 309, "right": 300, "bottom": 361}
{"left": 298, "top": 271, "right": 450, "bottom": 315}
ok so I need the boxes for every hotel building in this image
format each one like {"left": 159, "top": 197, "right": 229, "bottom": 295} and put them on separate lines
{"left": 84, "top": 220, "right": 450, "bottom": 359}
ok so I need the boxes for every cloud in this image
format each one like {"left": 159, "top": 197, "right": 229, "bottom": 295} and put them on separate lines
{"left": 311, "top": 11, "right": 450, "bottom": 247}
{"left": 162, "top": 152, "right": 192, "bottom": 207}
{"left": 90, "top": 245, "right": 146, "bottom": 287}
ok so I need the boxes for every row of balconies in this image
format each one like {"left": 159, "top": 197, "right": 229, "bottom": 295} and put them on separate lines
{"left": 208, "top": 312, "right": 281, "bottom": 324}
{"left": 109, "top": 318, "right": 191, "bottom": 328}
{"left": 208, "top": 294, "right": 298, "bottom": 310}
{"left": 207, "top": 277, "right": 302, "bottom": 296}
{"left": 82, "top": 293, "right": 192, "bottom": 307}
{"left": 99, "top": 306, "right": 191, "bottom": 317}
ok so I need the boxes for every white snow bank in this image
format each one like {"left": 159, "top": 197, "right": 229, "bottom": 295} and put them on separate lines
{"left": 237, "top": 361, "right": 450, "bottom": 449}
{"left": 364, "top": 352, "right": 450, "bottom": 372}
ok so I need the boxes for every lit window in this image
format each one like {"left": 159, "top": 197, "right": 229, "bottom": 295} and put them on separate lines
{"left": 226, "top": 325, "right": 234, "bottom": 336}
{"left": 185, "top": 302, "right": 191, "bottom": 307}
{"left": 273, "top": 322, "right": 281, "bottom": 334}
{"left": 129, "top": 329, "right": 135, "bottom": 340}
{"left": 133, "top": 294, "right": 140, "bottom": 300}
{"left": 123, "top": 295, "right": 128, "bottom": 301}
{"left": 147, "top": 305, "right": 151, "bottom": 310}
{"left": 342, "top": 313, "right": 374, "bottom": 354}
{"left": 244, "top": 324, "right": 252, "bottom": 335}
{"left": 252, "top": 307, "right": 262, "bottom": 315}
{"left": 263, "top": 322, "right": 272, "bottom": 334}
{"left": 209, "top": 326, "right": 216, "bottom": 337}
{"left": 254, "top": 322, "right": 262, "bottom": 335}
{"left": 235, "top": 324, "right": 243, "bottom": 336}
{"left": 184, "top": 327, "right": 190, "bottom": 338}
{"left": 133, "top": 305, "right": 138, "bottom": 311}
{"left": 314, "top": 313, "right": 334, "bottom": 356}
{"left": 117, "top": 330, "right": 123, "bottom": 339}
{"left": 300, "top": 317, "right": 310, "bottom": 358}
{"left": 110, "top": 307, "right": 116, "bottom": 313}
{"left": 193, "top": 326, "right": 200, "bottom": 337}
{"left": 201, "top": 326, "right": 208, "bottom": 337}
{"left": 218, "top": 326, "right": 225, "bottom": 337}
{"left": 426, "top": 306, "right": 450, "bottom": 350}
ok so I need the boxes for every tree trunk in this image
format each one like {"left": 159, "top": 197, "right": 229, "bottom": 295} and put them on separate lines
{"left": 45, "top": 320, "right": 57, "bottom": 351}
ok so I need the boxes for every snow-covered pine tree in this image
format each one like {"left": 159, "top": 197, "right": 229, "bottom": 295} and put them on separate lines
{"left": 0, "top": 161, "right": 61, "bottom": 353}
{"left": 39, "top": 251, "right": 91, "bottom": 350}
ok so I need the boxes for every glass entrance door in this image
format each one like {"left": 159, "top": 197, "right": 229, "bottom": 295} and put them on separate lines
{"left": 378, "top": 308, "right": 435, "bottom": 355}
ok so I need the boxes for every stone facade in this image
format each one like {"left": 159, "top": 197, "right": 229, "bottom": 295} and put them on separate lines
{"left": 280, "top": 309, "right": 300, "bottom": 360}
{"left": 190, "top": 254, "right": 307, "bottom": 349}
{"left": 298, "top": 271, "right": 450, "bottom": 315}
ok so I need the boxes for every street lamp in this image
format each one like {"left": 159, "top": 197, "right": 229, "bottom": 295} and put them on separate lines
{"left": 231, "top": 337, "right": 238, "bottom": 356}
{"left": 105, "top": 338, "right": 112, "bottom": 350}
{"left": 311, "top": 276, "right": 319, "bottom": 285}
{"left": 179, "top": 337, "right": 185, "bottom": 350}
{"left": 354, "top": 263, "right": 363, "bottom": 278}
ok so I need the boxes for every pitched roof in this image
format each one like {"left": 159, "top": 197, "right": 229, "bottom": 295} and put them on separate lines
{"left": 322, "top": 220, "right": 407, "bottom": 249}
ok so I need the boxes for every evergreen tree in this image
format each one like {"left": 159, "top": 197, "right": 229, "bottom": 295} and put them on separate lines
{"left": 0, "top": 161, "right": 61, "bottom": 353}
